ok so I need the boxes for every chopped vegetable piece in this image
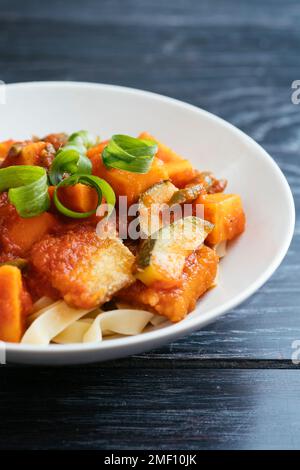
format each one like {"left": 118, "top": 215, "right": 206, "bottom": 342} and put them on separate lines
{"left": 0, "top": 258, "right": 28, "bottom": 270}
{"left": 102, "top": 134, "right": 158, "bottom": 173}
{"left": 49, "top": 130, "right": 97, "bottom": 185}
{"left": 138, "top": 180, "right": 177, "bottom": 236}
{"left": 138, "top": 132, "right": 184, "bottom": 163}
{"left": 198, "top": 193, "right": 246, "bottom": 245}
{"left": 185, "top": 171, "right": 227, "bottom": 194}
{"left": 0, "top": 165, "right": 50, "bottom": 218}
{"left": 57, "top": 183, "right": 99, "bottom": 213}
{"left": 89, "top": 148, "right": 169, "bottom": 206}
{"left": 49, "top": 144, "right": 92, "bottom": 185}
{"left": 0, "top": 265, "right": 32, "bottom": 342}
{"left": 53, "top": 174, "right": 115, "bottom": 219}
{"left": 68, "top": 130, "right": 98, "bottom": 149}
{"left": 30, "top": 226, "right": 135, "bottom": 309}
{"left": 164, "top": 159, "right": 197, "bottom": 188}
{"left": 0, "top": 140, "right": 15, "bottom": 161}
{"left": 138, "top": 132, "right": 196, "bottom": 187}
{"left": 136, "top": 216, "right": 213, "bottom": 286}
{"left": 42, "top": 133, "right": 68, "bottom": 151}
{"left": 118, "top": 245, "right": 219, "bottom": 322}
{"left": 0, "top": 211, "right": 57, "bottom": 256}
{"left": 1, "top": 141, "right": 55, "bottom": 169}
{"left": 168, "top": 183, "right": 206, "bottom": 206}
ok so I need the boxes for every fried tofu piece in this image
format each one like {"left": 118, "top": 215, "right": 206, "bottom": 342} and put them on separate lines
{"left": 118, "top": 245, "right": 218, "bottom": 322}
{"left": 30, "top": 227, "right": 135, "bottom": 309}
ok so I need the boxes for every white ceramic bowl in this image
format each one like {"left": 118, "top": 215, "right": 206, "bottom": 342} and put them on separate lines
{"left": 0, "top": 82, "right": 295, "bottom": 364}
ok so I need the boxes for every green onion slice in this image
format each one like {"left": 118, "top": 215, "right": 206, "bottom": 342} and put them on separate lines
{"left": 49, "top": 146, "right": 92, "bottom": 185}
{"left": 0, "top": 165, "right": 50, "bottom": 218}
{"left": 53, "top": 174, "right": 116, "bottom": 219}
{"left": 102, "top": 134, "right": 158, "bottom": 173}
{"left": 68, "top": 130, "right": 98, "bottom": 149}
{"left": 49, "top": 130, "right": 98, "bottom": 185}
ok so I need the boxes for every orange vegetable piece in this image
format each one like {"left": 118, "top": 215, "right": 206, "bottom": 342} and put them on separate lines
{"left": 1, "top": 141, "right": 54, "bottom": 168}
{"left": 0, "top": 265, "right": 32, "bottom": 342}
{"left": 0, "top": 140, "right": 15, "bottom": 162}
{"left": 118, "top": 245, "right": 218, "bottom": 322}
{"left": 0, "top": 212, "right": 57, "bottom": 256}
{"left": 163, "top": 159, "right": 196, "bottom": 188}
{"left": 198, "top": 193, "right": 246, "bottom": 245}
{"left": 57, "top": 183, "right": 99, "bottom": 213}
{"left": 88, "top": 142, "right": 168, "bottom": 206}
{"left": 138, "top": 132, "right": 196, "bottom": 187}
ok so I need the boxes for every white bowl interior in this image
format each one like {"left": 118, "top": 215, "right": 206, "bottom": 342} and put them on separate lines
{"left": 0, "top": 82, "right": 294, "bottom": 364}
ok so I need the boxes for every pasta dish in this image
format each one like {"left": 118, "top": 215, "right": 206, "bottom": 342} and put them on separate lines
{"left": 0, "top": 131, "right": 245, "bottom": 345}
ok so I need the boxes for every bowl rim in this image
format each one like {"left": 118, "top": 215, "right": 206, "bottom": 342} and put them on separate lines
{"left": 2, "top": 80, "right": 295, "bottom": 355}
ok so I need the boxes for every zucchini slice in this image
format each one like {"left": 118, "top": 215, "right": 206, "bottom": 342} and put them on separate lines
{"left": 0, "top": 258, "right": 28, "bottom": 270}
{"left": 168, "top": 183, "right": 205, "bottom": 206}
{"left": 138, "top": 180, "right": 177, "bottom": 237}
{"left": 136, "top": 216, "right": 213, "bottom": 286}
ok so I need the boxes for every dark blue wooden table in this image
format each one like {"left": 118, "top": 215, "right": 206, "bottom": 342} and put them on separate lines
{"left": 0, "top": 0, "right": 299, "bottom": 450}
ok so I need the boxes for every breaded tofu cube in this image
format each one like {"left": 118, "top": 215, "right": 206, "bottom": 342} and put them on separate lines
{"left": 30, "top": 227, "right": 135, "bottom": 309}
{"left": 117, "top": 245, "right": 218, "bottom": 322}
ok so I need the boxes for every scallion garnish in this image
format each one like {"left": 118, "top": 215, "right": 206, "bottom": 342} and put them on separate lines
{"left": 68, "top": 130, "right": 98, "bottom": 149}
{"left": 53, "top": 174, "right": 116, "bottom": 219}
{"left": 49, "top": 130, "right": 97, "bottom": 185}
{"left": 0, "top": 165, "right": 50, "bottom": 218}
{"left": 102, "top": 134, "right": 158, "bottom": 173}
{"left": 49, "top": 145, "right": 92, "bottom": 185}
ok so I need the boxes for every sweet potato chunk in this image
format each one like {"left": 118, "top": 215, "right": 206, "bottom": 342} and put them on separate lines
{"left": 138, "top": 132, "right": 196, "bottom": 188}
{"left": 198, "top": 193, "right": 246, "bottom": 245}
{"left": 1, "top": 141, "right": 55, "bottom": 169}
{"left": 0, "top": 266, "right": 32, "bottom": 342}
{"left": 139, "top": 132, "right": 183, "bottom": 163}
{"left": 164, "top": 160, "right": 196, "bottom": 188}
{"left": 88, "top": 143, "right": 168, "bottom": 206}
{"left": 118, "top": 245, "right": 218, "bottom": 322}
{"left": 0, "top": 140, "right": 15, "bottom": 162}
{"left": 30, "top": 227, "right": 135, "bottom": 309}
{"left": 57, "top": 183, "right": 99, "bottom": 213}
{"left": 0, "top": 210, "right": 57, "bottom": 257}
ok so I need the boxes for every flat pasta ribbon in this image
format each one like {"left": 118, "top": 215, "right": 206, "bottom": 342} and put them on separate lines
{"left": 21, "top": 301, "right": 94, "bottom": 345}
{"left": 22, "top": 301, "right": 159, "bottom": 345}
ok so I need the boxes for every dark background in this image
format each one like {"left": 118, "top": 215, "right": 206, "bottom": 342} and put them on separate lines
{"left": 0, "top": 0, "right": 300, "bottom": 450}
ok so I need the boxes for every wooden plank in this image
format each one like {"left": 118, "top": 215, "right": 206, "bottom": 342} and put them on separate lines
{"left": 1, "top": 368, "right": 300, "bottom": 449}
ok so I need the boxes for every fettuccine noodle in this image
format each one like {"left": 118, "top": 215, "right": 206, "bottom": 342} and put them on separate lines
{"left": 21, "top": 301, "right": 93, "bottom": 345}
{"left": 83, "top": 309, "right": 154, "bottom": 342}
{"left": 22, "top": 300, "right": 162, "bottom": 345}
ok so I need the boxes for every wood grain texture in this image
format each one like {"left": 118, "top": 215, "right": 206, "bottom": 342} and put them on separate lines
{"left": 1, "top": 367, "right": 300, "bottom": 450}
{"left": 0, "top": 0, "right": 300, "bottom": 450}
